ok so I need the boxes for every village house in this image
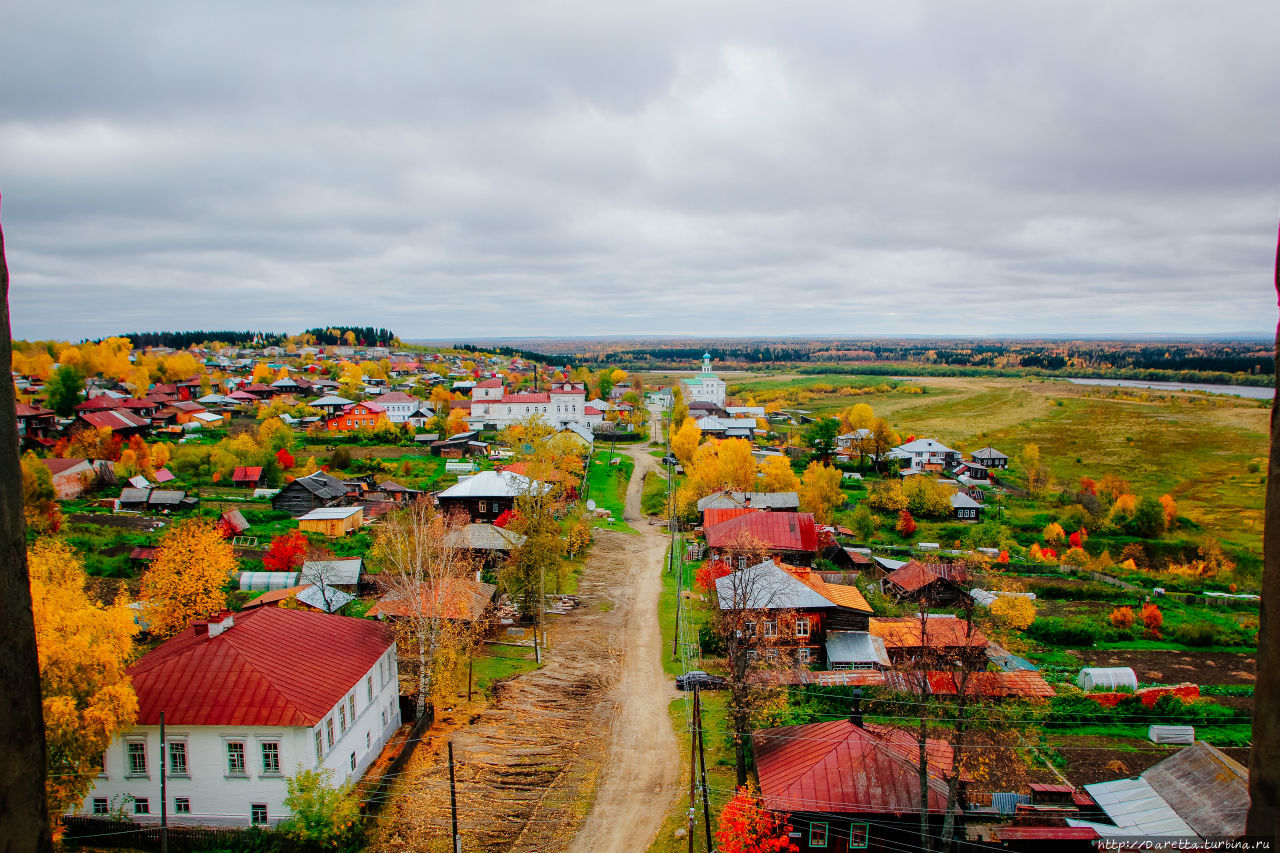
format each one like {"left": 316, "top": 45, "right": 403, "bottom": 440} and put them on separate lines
{"left": 72, "top": 608, "right": 401, "bottom": 828}
{"left": 435, "top": 470, "right": 550, "bottom": 523}
{"left": 232, "top": 466, "right": 265, "bottom": 488}
{"left": 951, "top": 491, "right": 982, "bottom": 520}
{"left": 886, "top": 438, "right": 961, "bottom": 472}
{"left": 970, "top": 446, "right": 1010, "bottom": 469}
{"left": 715, "top": 559, "right": 873, "bottom": 668}
{"left": 324, "top": 402, "right": 388, "bottom": 432}
{"left": 704, "top": 511, "right": 820, "bottom": 567}
{"left": 76, "top": 409, "right": 151, "bottom": 439}
{"left": 271, "top": 470, "right": 350, "bottom": 517}
{"left": 15, "top": 402, "right": 57, "bottom": 445}
{"left": 39, "top": 457, "right": 108, "bottom": 500}
{"left": 880, "top": 561, "right": 972, "bottom": 605}
{"left": 696, "top": 490, "right": 799, "bottom": 519}
{"left": 869, "top": 614, "right": 990, "bottom": 669}
{"left": 753, "top": 716, "right": 965, "bottom": 853}
{"left": 296, "top": 506, "right": 364, "bottom": 537}
{"left": 441, "top": 522, "right": 527, "bottom": 570}
{"left": 374, "top": 391, "right": 432, "bottom": 424}
{"left": 466, "top": 381, "right": 589, "bottom": 431}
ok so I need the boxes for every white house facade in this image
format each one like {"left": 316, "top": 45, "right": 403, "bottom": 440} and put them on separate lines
{"left": 74, "top": 609, "right": 401, "bottom": 828}
{"left": 467, "top": 382, "right": 590, "bottom": 430}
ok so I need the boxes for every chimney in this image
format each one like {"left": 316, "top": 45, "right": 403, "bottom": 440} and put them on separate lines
{"left": 208, "top": 611, "right": 235, "bottom": 637}
{"left": 192, "top": 620, "right": 209, "bottom": 636}
{"left": 850, "top": 688, "right": 864, "bottom": 727}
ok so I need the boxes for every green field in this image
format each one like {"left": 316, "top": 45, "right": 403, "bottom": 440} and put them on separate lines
{"left": 584, "top": 452, "right": 637, "bottom": 533}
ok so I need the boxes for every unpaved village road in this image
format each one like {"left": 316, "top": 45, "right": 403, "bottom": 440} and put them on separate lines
{"left": 375, "top": 444, "right": 680, "bottom": 852}
{"left": 565, "top": 444, "right": 680, "bottom": 853}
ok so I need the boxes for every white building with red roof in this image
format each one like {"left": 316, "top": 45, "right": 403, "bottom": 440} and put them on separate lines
{"left": 74, "top": 608, "right": 400, "bottom": 827}
{"left": 468, "top": 381, "right": 588, "bottom": 430}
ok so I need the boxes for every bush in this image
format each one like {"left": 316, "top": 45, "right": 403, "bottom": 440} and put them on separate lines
{"left": 1172, "top": 622, "right": 1219, "bottom": 647}
{"left": 1027, "top": 616, "right": 1102, "bottom": 646}
{"left": 698, "top": 621, "right": 725, "bottom": 656}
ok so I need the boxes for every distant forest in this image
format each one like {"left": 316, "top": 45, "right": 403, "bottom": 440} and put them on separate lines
{"left": 119, "top": 330, "right": 287, "bottom": 348}
{"left": 454, "top": 343, "right": 565, "bottom": 364}
{"left": 301, "top": 327, "right": 397, "bottom": 346}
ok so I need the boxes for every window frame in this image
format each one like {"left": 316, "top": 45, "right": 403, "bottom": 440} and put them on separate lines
{"left": 339, "top": 704, "right": 347, "bottom": 732}
{"left": 326, "top": 717, "right": 335, "bottom": 747}
{"left": 849, "top": 821, "right": 870, "bottom": 849}
{"left": 348, "top": 695, "right": 357, "bottom": 722}
{"left": 809, "top": 821, "right": 829, "bottom": 848}
{"left": 92, "top": 797, "right": 109, "bottom": 815}
{"left": 167, "top": 738, "right": 189, "bottom": 777}
{"left": 134, "top": 797, "right": 150, "bottom": 815}
{"left": 250, "top": 803, "right": 268, "bottom": 825}
{"left": 763, "top": 619, "right": 778, "bottom": 638}
{"left": 125, "top": 739, "right": 149, "bottom": 778}
{"left": 225, "top": 740, "right": 247, "bottom": 777}
{"left": 260, "top": 740, "right": 282, "bottom": 776}
{"left": 314, "top": 730, "right": 324, "bottom": 762}
{"left": 174, "top": 797, "right": 191, "bottom": 815}
{"left": 796, "top": 617, "right": 810, "bottom": 638}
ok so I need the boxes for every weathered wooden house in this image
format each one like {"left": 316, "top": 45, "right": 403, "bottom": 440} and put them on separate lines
{"left": 271, "top": 470, "right": 350, "bottom": 517}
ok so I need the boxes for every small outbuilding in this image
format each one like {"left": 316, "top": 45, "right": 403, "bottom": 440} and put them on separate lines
{"left": 296, "top": 506, "right": 365, "bottom": 537}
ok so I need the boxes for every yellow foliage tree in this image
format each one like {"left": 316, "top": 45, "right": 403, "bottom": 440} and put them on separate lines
{"left": 757, "top": 455, "right": 800, "bottom": 493}
{"left": 610, "top": 369, "right": 628, "bottom": 385}
{"left": 29, "top": 539, "right": 139, "bottom": 814}
{"left": 840, "top": 402, "right": 874, "bottom": 433}
{"left": 250, "top": 361, "right": 275, "bottom": 383}
{"left": 866, "top": 479, "right": 908, "bottom": 512}
{"left": 797, "top": 462, "right": 844, "bottom": 523}
{"left": 142, "top": 518, "right": 237, "bottom": 638}
{"left": 1042, "top": 522, "right": 1066, "bottom": 544}
{"left": 1108, "top": 493, "right": 1138, "bottom": 523}
{"left": 989, "top": 595, "right": 1036, "bottom": 630}
{"left": 671, "top": 417, "right": 702, "bottom": 468}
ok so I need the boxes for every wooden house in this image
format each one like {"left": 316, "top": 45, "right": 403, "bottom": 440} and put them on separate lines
{"left": 16, "top": 402, "right": 56, "bottom": 445}
{"left": 704, "top": 511, "right": 819, "bottom": 568}
{"left": 869, "top": 615, "right": 989, "bottom": 669}
{"left": 324, "top": 402, "right": 388, "bottom": 432}
{"left": 296, "top": 506, "right": 364, "bottom": 537}
{"left": 970, "top": 446, "right": 1009, "bottom": 469}
{"left": 232, "top": 466, "right": 265, "bottom": 488}
{"left": 754, "top": 718, "right": 965, "bottom": 853}
{"left": 270, "top": 470, "right": 350, "bottom": 517}
{"left": 76, "top": 409, "right": 151, "bottom": 439}
{"left": 435, "top": 470, "right": 549, "bottom": 523}
{"left": 40, "top": 458, "right": 104, "bottom": 500}
{"left": 715, "top": 559, "right": 873, "bottom": 669}
{"left": 880, "top": 560, "right": 971, "bottom": 605}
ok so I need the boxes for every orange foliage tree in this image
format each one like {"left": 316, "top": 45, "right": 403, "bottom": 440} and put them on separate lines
{"left": 1141, "top": 603, "right": 1163, "bottom": 639}
{"left": 142, "top": 518, "right": 238, "bottom": 638}
{"left": 715, "top": 784, "right": 798, "bottom": 853}
{"left": 1158, "top": 494, "right": 1177, "bottom": 527}
{"left": 896, "top": 509, "right": 916, "bottom": 536}
{"left": 1110, "top": 606, "right": 1135, "bottom": 631}
{"left": 1069, "top": 528, "right": 1087, "bottom": 548}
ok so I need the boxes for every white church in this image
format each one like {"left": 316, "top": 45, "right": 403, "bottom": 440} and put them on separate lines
{"left": 681, "top": 353, "right": 726, "bottom": 407}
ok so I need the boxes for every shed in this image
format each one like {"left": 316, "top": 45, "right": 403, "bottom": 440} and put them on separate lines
{"left": 296, "top": 505, "right": 365, "bottom": 537}
{"left": 300, "top": 558, "right": 363, "bottom": 588}
{"left": 1148, "top": 725, "right": 1195, "bottom": 745}
{"left": 238, "top": 571, "right": 302, "bottom": 592}
{"left": 1078, "top": 667, "right": 1137, "bottom": 691}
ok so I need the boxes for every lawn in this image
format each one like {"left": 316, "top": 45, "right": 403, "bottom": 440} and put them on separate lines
{"left": 584, "top": 452, "right": 637, "bottom": 533}
{"left": 470, "top": 642, "right": 541, "bottom": 695}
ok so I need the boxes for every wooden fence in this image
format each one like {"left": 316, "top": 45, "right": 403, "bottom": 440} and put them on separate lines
{"left": 61, "top": 816, "right": 326, "bottom": 853}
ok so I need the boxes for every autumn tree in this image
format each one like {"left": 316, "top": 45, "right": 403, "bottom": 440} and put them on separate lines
{"left": 1019, "top": 443, "right": 1052, "bottom": 496}
{"left": 21, "top": 451, "right": 59, "bottom": 533}
{"left": 867, "top": 418, "right": 900, "bottom": 471}
{"left": 678, "top": 438, "right": 758, "bottom": 516}
{"left": 840, "top": 402, "right": 874, "bottom": 434}
{"left": 1142, "top": 603, "right": 1163, "bottom": 639}
{"left": 896, "top": 509, "right": 917, "bottom": 536}
{"left": 264, "top": 531, "right": 309, "bottom": 572}
{"left": 867, "top": 479, "right": 908, "bottom": 512}
{"left": 142, "top": 518, "right": 237, "bottom": 638}
{"left": 29, "top": 539, "right": 139, "bottom": 814}
{"left": 372, "top": 501, "right": 478, "bottom": 714}
{"left": 902, "top": 475, "right": 953, "bottom": 518}
{"left": 757, "top": 455, "right": 799, "bottom": 493}
{"left": 671, "top": 417, "right": 702, "bottom": 468}
{"left": 1169, "top": 537, "right": 1236, "bottom": 581}
{"left": 715, "top": 783, "right": 797, "bottom": 853}
{"left": 797, "top": 462, "right": 843, "bottom": 523}
{"left": 46, "top": 365, "right": 84, "bottom": 416}
{"left": 989, "top": 595, "right": 1036, "bottom": 631}
{"left": 501, "top": 457, "right": 566, "bottom": 618}
{"left": 1158, "top": 494, "right": 1178, "bottom": 528}
{"left": 1110, "top": 606, "right": 1136, "bottom": 631}
{"left": 1042, "top": 522, "right": 1066, "bottom": 544}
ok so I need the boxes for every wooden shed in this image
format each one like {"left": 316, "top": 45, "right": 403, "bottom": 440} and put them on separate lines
{"left": 296, "top": 506, "right": 364, "bottom": 537}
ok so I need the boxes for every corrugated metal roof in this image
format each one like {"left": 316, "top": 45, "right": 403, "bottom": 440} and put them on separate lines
{"left": 1084, "top": 777, "right": 1197, "bottom": 836}
{"left": 870, "top": 615, "right": 989, "bottom": 650}
{"left": 704, "top": 511, "right": 818, "bottom": 553}
{"left": 437, "top": 469, "right": 549, "bottom": 499}
{"left": 127, "top": 607, "right": 394, "bottom": 727}
{"left": 715, "top": 560, "right": 871, "bottom": 613}
{"left": 1140, "top": 741, "right": 1248, "bottom": 837}
{"left": 824, "top": 631, "right": 890, "bottom": 666}
{"left": 301, "top": 558, "right": 363, "bottom": 586}
{"left": 754, "top": 720, "right": 957, "bottom": 816}
{"left": 295, "top": 584, "right": 355, "bottom": 613}
{"left": 298, "top": 506, "right": 363, "bottom": 520}
{"left": 992, "top": 826, "right": 1099, "bottom": 841}
{"left": 443, "top": 523, "right": 527, "bottom": 551}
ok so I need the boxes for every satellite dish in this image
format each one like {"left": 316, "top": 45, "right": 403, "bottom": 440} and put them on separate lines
{"left": 586, "top": 499, "right": 597, "bottom": 511}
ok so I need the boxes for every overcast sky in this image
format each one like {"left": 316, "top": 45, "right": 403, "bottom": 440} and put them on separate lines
{"left": 3, "top": 1, "right": 1278, "bottom": 341}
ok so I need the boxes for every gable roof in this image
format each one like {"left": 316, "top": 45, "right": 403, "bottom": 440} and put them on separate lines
{"left": 437, "top": 469, "right": 549, "bottom": 499}
{"left": 702, "top": 507, "right": 757, "bottom": 528}
{"left": 715, "top": 560, "right": 871, "bottom": 613}
{"left": 1139, "top": 741, "right": 1248, "bottom": 837}
{"left": 697, "top": 490, "right": 800, "bottom": 512}
{"left": 79, "top": 409, "right": 149, "bottom": 430}
{"left": 287, "top": 470, "right": 349, "bottom": 500}
{"left": 300, "top": 558, "right": 363, "bottom": 586}
{"left": 971, "top": 446, "right": 1009, "bottom": 460}
{"left": 883, "top": 561, "right": 956, "bottom": 593}
{"left": 754, "top": 719, "right": 956, "bottom": 816}
{"left": 42, "top": 457, "right": 93, "bottom": 476}
{"left": 127, "top": 607, "right": 394, "bottom": 727}
{"left": 233, "top": 466, "right": 263, "bottom": 482}
{"left": 443, "top": 522, "right": 527, "bottom": 551}
{"left": 704, "top": 511, "right": 818, "bottom": 554}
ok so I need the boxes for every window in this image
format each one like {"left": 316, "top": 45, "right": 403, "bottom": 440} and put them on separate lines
{"left": 339, "top": 704, "right": 347, "bottom": 732}
{"left": 381, "top": 710, "right": 388, "bottom": 727}
{"left": 326, "top": 717, "right": 335, "bottom": 747}
{"left": 746, "top": 649, "right": 758, "bottom": 662}
{"left": 250, "top": 804, "right": 268, "bottom": 825}
{"left": 175, "top": 797, "right": 191, "bottom": 815}
{"left": 315, "top": 730, "right": 324, "bottom": 762}
{"left": 737, "top": 556, "right": 747, "bottom": 570}
{"left": 134, "top": 798, "right": 150, "bottom": 815}
{"left": 168, "top": 741, "right": 188, "bottom": 776}
{"left": 349, "top": 695, "right": 357, "bottom": 721}
{"left": 798, "top": 648, "right": 812, "bottom": 664}
{"left": 92, "top": 798, "right": 108, "bottom": 815}
{"left": 796, "top": 617, "right": 810, "bottom": 638}
{"left": 809, "top": 822, "right": 828, "bottom": 847}
{"left": 367, "top": 676, "right": 374, "bottom": 703}
{"left": 226, "top": 741, "right": 246, "bottom": 775}
{"left": 478, "top": 500, "right": 487, "bottom": 514}
{"left": 766, "top": 649, "right": 778, "bottom": 661}
{"left": 96, "top": 751, "right": 107, "bottom": 777}
{"left": 261, "top": 742, "right": 281, "bottom": 775}
{"left": 849, "top": 822, "right": 869, "bottom": 849}
{"left": 349, "top": 752, "right": 357, "bottom": 771}
{"left": 366, "top": 732, "right": 372, "bottom": 749}
{"left": 763, "top": 620, "right": 778, "bottom": 638}
{"left": 744, "top": 621, "right": 756, "bottom": 637}
{"left": 127, "top": 741, "right": 148, "bottom": 776}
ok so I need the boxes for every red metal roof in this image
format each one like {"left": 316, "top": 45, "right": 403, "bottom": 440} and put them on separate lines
{"left": 42, "top": 457, "right": 92, "bottom": 475}
{"left": 475, "top": 378, "right": 503, "bottom": 388}
{"left": 15, "top": 402, "right": 54, "bottom": 417}
{"left": 917, "top": 671, "right": 1055, "bottom": 699}
{"left": 704, "top": 511, "right": 818, "bottom": 554}
{"left": 884, "top": 560, "right": 947, "bottom": 593}
{"left": 1030, "top": 784, "right": 1076, "bottom": 794}
{"left": 233, "top": 466, "right": 263, "bottom": 482}
{"left": 75, "top": 396, "right": 123, "bottom": 411}
{"left": 870, "top": 616, "right": 989, "bottom": 650}
{"left": 128, "top": 607, "right": 394, "bottom": 727}
{"left": 79, "top": 410, "right": 149, "bottom": 430}
{"left": 702, "top": 507, "right": 756, "bottom": 527}
{"left": 754, "top": 719, "right": 957, "bottom": 816}
{"left": 501, "top": 392, "right": 552, "bottom": 403}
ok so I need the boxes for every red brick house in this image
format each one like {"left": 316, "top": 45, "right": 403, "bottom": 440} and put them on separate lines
{"left": 324, "top": 402, "right": 388, "bottom": 432}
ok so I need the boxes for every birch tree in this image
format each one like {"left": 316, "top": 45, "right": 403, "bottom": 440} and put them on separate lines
{"left": 372, "top": 500, "right": 477, "bottom": 716}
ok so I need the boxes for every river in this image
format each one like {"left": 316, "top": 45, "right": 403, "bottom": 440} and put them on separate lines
{"left": 1062, "top": 377, "right": 1274, "bottom": 399}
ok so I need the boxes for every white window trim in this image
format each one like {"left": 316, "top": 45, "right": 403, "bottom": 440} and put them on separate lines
{"left": 223, "top": 737, "right": 249, "bottom": 778}
{"left": 125, "top": 737, "right": 149, "bottom": 779}
{"left": 166, "top": 736, "right": 190, "bottom": 778}
{"left": 257, "top": 737, "right": 283, "bottom": 777}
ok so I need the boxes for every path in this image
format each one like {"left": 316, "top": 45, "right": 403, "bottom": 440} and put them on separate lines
{"left": 566, "top": 443, "right": 680, "bottom": 853}
{"left": 374, "top": 442, "right": 680, "bottom": 852}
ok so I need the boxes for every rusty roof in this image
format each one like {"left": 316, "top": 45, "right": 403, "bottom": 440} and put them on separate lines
{"left": 992, "top": 826, "right": 1099, "bottom": 841}
{"left": 704, "top": 511, "right": 818, "bottom": 553}
{"left": 883, "top": 560, "right": 949, "bottom": 593}
{"left": 128, "top": 607, "right": 394, "bottom": 727}
{"left": 870, "top": 615, "right": 989, "bottom": 650}
{"left": 1140, "top": 741, "right": 1249, "bottom": 837}
{"left": 754, "top": 719, "right": 957, "bottom": 816}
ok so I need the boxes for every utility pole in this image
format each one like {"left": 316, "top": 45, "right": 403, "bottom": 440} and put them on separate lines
{"left": 159, "top": 710, "right": 168, "bottom": 853}
{"left": 448, "top": 741, "right": 461, "bottom": 853}
{"left": 688, "top": 695, "right": 698, "bottom": 853}
{"left": 695, "top": 688, "right": 712, "bottom": 852}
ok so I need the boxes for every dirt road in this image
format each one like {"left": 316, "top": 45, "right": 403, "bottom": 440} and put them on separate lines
{"left": 375, "top": 444, "right": 680, "bottom": 852}
{"left": 566, "top": 445, "right": 680, "bottom": 853}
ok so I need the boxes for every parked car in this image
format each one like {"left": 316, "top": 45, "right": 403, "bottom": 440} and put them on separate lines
{"left": 675, "top": 670, "right": 727, "bottom": 691}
